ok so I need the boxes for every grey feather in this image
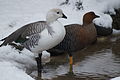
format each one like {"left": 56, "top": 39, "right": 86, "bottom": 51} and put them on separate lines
{"left": 21, "top": 21, "right": 48, "bottom": 38}
{"left": 0, "top": 21, "right": 53, "bottom": 49}
{"left": 0, "top": 27, "right": 27, "bottom": 46}
{"left": 23, "top": 34, "right": 40, "bottom": 50}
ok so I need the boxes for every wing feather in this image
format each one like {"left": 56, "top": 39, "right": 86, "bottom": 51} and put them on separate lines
{"left": 0, "top": 21, "right": 48, "bottom": 47}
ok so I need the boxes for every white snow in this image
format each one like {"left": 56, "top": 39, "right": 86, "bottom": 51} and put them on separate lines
{"left": 111, "top": 77, "right": 120, "bottom": 80}
{"left": 0, "top": 0, "right": 120, "bottom": 80}
{"left": 0, "top": 45, "right": 50, "bottom": 80}
{"left": 0, "top": 61, "right": 34, "bottom": 80}
{"left": 94, "top": 13, "right": 113, "bottom": 28}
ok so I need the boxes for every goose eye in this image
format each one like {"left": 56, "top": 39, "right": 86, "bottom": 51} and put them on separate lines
{"left": 57, "top": 12, "right": 60, "bottom": 14}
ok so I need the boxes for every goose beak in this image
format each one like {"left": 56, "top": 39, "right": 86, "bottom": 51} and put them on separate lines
{"left": 62, "top": 13, "right": 67, "bottom": 19}
{"left": 95, "top": 15, "right": 100, "bottom": 18}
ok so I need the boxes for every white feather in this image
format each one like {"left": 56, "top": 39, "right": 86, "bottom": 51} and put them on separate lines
{"left": 31, "top": 20, "right": 66, "bottom": 56}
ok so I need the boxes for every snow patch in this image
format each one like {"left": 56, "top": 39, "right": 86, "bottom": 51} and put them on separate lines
{"left": 111, "top": 76, "right": 120, "bottom": 80}
{"left": 0, "top": 61, "right": 34, "bottom": 80}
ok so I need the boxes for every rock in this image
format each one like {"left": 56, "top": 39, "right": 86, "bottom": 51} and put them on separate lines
{"left": 94, "top": 24, "right": 113, "bottom": 36}
{"left": 111, "top": 8, "right": 120, "bottom": 30}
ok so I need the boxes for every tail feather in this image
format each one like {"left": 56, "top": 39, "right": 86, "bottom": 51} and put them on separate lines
{"left": 0, "top": 38, "right": 7, "bottom": 47}
{"left": 0, "top": 37, "right": 7, "bottom": 41}
{"left": 0, "top": 44, "right": 2, "bottom": 47}
{"left": 0, "top": 37, "right": 7, "bottom": 47}
{"left": 0, "top": 27, "right": 26, "bottom": 47}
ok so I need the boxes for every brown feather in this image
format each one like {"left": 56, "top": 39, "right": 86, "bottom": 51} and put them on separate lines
{"left": 48, "top": 12, "right": 99, "bottom": 56}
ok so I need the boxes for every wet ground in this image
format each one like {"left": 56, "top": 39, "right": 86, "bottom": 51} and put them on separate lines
{"left": 30, "top": 34, "right": 120, "bottom": 80}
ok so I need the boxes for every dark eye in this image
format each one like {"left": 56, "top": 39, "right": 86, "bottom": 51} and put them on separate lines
{"left": 57, "top": 12, "right": 60, "bottom": 14}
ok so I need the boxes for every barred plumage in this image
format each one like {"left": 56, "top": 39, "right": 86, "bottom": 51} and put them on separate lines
{"left": 48, "top": 12, "right": 100, "bottom": 56}
{"left": 0, "top": 21, "right": 54, "bottom": 49}
{"left": 0, "top": 9, "right": 67, "bottom": 56}
{"left": 21, "top": 21, "right": 48, "bottom": 38}
{"left": 0, "top": 8, "right": 67, "bottom": 73}
{"left": 23, "top": 34, "right": 40, "bottom": 50}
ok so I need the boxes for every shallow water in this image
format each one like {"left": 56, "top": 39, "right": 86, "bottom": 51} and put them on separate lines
{"left": 30, "top": 34, "right": 120, "bottom": 80}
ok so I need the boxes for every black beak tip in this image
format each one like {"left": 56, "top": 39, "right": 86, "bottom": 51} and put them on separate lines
{"left": 62, "top": 14, "right": 67, "bottom": 19}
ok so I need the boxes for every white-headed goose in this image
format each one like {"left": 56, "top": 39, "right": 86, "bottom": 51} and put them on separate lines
{"left": 0, "top": 8, "right": 67, "bottom": 73}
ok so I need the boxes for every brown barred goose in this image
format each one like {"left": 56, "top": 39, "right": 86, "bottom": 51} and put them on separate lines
{"left": 48, "top": 12, "right": 100, "bottom": 70}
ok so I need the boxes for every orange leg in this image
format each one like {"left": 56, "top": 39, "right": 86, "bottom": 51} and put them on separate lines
{"left": 69, "top": 56, "right": 73, "bottom": 73}
{"left": 69, "top": 56, "right": 73, "bottom": 65}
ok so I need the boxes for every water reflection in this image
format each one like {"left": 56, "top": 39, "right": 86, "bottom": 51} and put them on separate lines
{"left": 30, "top": 35, "right": 120, "bottom": 80}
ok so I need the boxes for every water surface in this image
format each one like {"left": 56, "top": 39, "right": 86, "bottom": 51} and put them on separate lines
{"left": 30, "top": 34, "right": 120, "bottom": 80}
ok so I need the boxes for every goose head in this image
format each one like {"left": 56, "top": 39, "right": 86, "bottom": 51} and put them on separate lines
{"left": 83, "top": 12, "right": 100, "bottom": 26}
{"left": 46, "top": 8, "right": 67, "bottom": 24}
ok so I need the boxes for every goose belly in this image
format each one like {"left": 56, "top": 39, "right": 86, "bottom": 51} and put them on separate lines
{"left": 31, "top": 22, "right": 66, "bottom": 54}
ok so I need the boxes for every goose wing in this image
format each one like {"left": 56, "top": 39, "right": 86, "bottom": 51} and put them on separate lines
{"left": 0, "top": 21, "right": 48, "bottom": 47}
